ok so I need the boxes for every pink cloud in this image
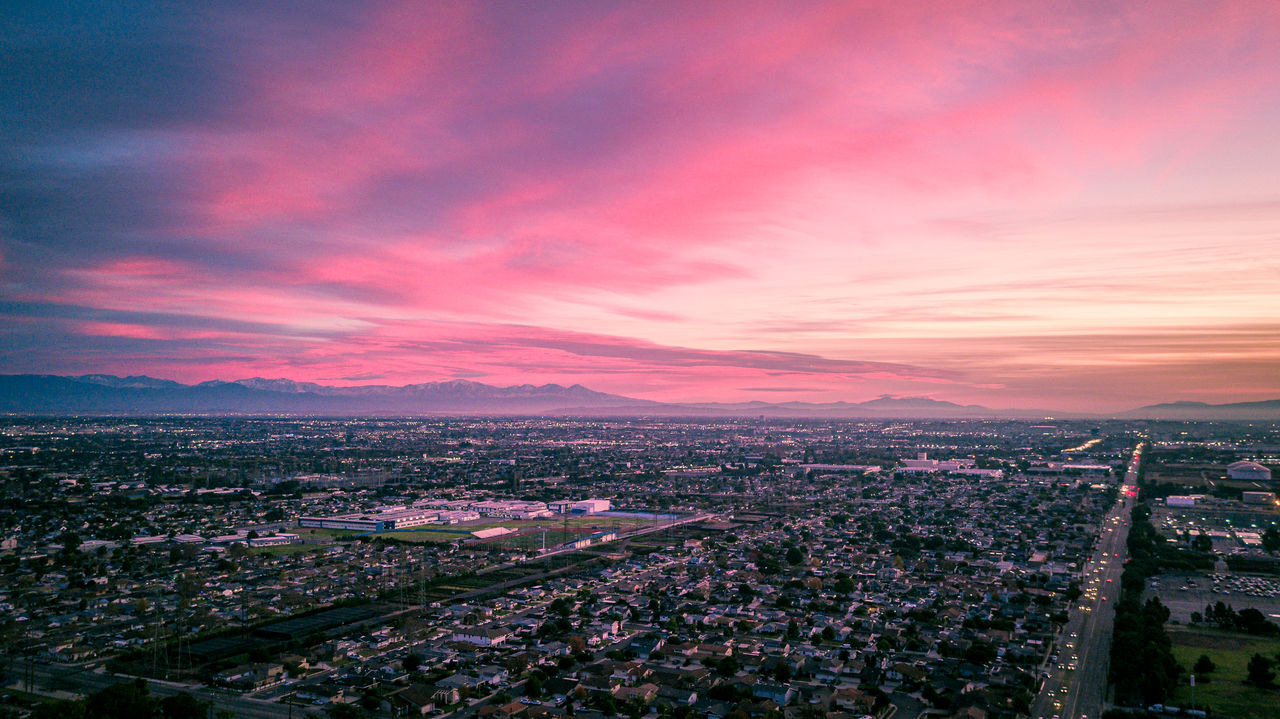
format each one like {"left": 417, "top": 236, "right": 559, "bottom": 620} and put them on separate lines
{"left": 10, "top": 2, "right": 1280, "bottom": 410}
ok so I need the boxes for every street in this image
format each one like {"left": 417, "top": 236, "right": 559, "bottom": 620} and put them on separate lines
{"left": 13, "top": 662, "right": 310, "bottom": 719}
{"left": 1031, "top": 444, "right": 1141, "bottom": 719}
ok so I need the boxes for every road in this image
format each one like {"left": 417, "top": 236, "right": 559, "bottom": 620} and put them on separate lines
{"left": 12, "top": 514, "right": 710, "bottom": 717}
{"left": 1032, "top": 444, "right": 1142, "bottom": 719}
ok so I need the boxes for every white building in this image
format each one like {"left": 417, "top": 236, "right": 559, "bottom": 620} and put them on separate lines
{"left": 1228, "top": 461, "right": 1272, "bottom": 481}
{"left": 249, "top": 533, "right": 299, "bottom": 547}
{"left": 549, "top": 499, "right": 611, "bottom": 515}
{"left": 470, "top": 500, "right": 551, "bottom": 520}
{"left": 299, "top": 506, "right": 439, "bottom": 532}
{"left": 898, "top": 452, "right": 976, "bottom": 474}
{"left": 451, "top": 627, "right": 509, "bottom": 646}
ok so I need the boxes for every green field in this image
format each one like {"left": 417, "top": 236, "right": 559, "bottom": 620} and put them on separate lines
{"left": 487, "top": 529, "right": 585, "bottom": 550}
{"left": 365, "top": 514, "right": 652, "bottom": 544}
{"left": 253, "top": 543, "right": 324, "bottom": 557}
{"left": 369, "top": 529, "right": 473, "bottom": 543}
{"left": 1168, "top": 627, "right": 1280, "bottom": 719}
{"left": 295, "top": 527, "right": 359, "bottom": 540}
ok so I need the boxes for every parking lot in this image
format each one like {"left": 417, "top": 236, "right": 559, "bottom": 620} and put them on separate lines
{"left": 1150, "top": 572, "right": 1280, "bottom": 623}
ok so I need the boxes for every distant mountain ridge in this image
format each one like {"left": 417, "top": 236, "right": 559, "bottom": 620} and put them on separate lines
{"left": 1119, "top": 398, "right": 1280, "bottom": 420}
{"left": 0, "top": 374, "right": 657, "bottom": 415}
{"left": 0, "top": 374, "right": 1277, "bottom": 418}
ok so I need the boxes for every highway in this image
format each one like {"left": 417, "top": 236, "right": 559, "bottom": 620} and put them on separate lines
{"left": 1031, "top": 444, "right": 1142, "bottom": 719}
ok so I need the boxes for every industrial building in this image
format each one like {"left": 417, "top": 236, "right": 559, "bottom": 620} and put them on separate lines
{"left": 1228, "top": 460, "right": 1273, "bottom": 481}
{"left": 299, "top": 506, "right": 439, "bottom": 532}
{"left": 1242, "top": 491, "right": 1277, "bottom": 505}
{"left": 897, "top": 453, "right": 976, "bottom": 474}
{"left": 470, "top": 500, "right": 552, "bottom": 519}
{"left": 248, "top": 533, "right": 299, "bottom": 547}
{"left": 549, "top": 499, "right": 611, "bottom": 514}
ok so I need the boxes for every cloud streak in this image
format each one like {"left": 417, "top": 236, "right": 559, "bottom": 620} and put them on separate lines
{"left": 2, "top": 1, "right": 1279, "bottom": 410}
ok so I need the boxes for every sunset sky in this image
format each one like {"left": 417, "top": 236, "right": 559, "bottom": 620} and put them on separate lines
{"left": 3, "top": 1, "right": 1279, "bottom": 411}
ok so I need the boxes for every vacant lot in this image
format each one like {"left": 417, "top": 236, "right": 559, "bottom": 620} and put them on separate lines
{"left": 1168, "top": 626, "right": 1280, "bottom": 719}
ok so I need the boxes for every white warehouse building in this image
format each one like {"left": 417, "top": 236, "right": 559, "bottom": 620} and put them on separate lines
{"left": 1228, "top": 461, "right": 1273, "bottom": 481}
{"left": 550, "top": 499, "right": 611, "bottom": 514}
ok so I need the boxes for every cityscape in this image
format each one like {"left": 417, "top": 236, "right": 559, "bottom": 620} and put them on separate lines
{"left": 4, "top": 3, "right": 1280, "bottom": 719}
{"left": 2, "top": 417, "right": 1280, "bottom": 719}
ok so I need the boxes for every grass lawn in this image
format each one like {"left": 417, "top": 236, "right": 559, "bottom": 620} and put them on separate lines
{"left": 295, "top": 527, "right": 358, "bottom": 540}
{"left": 369, "top": 529, "right": 471, "bottom": 543}
{"left": 561, "top": 515, "right": 648, "bottom": 529}
{"left": 1168, "top": 626, "right": 1280, "bottom": 719}
{"left": 253, "top": 543, "right": 322, "bottom": 557}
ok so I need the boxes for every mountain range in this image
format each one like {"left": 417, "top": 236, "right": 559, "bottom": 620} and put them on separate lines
{"left": 0, "top": 374, "right": 1278, "bottom": 419}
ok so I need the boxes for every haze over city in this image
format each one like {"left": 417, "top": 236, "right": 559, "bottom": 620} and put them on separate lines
{"left": 4, "top": 2, "right": 1280, "bottom": 412}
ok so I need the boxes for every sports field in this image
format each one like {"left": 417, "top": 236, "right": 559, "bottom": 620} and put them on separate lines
{"left": 365, "top": 512, "right": 657, "bottom": 545}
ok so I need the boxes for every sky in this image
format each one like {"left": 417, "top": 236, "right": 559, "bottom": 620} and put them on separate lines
{"left": 2, "top": 1, "right": 1279, "bottom": 412}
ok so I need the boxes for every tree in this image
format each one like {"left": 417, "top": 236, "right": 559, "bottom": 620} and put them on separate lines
{"left": 964, "top": 641, "right": 998, "bottom": 666}
{"left": 33, "top": 699, "right": 86, "bottom": 719}
{"left": 785, "top": 546, "right": 805, "bottom": 565}
{"left": 359, "top": 687, "right": 382, "bottom": 712}
{"left": 1191, "top": 533, "right": 1213, "bottom": 553}
{"left": 1236, "top": 608, "right": 1279, "bottom": 636}
{"left": 1192, "top": 654, "right": 1215, "bottom": 675}
{"left": 159, "top": 692, "right": 208, "bottom": 719}
{"left": 715, "top": 656, "right": 740, "bottom": 677}
{"left": 1246, "top": 653, "right": 1275, "bottom": 687}
{"left": 60, "top": 531, "right": 83, "bottom": 554}
{"left": 86, "top": 679, "right": 155, "bottom": 719}
{"left": 1263, "top": 527, "right": 1280, "bottom": 554}
{"left": 403, "top": 652, "right": 423, "bottom": 672}
{"left": 526, "top": 674, "right": 543, "bottom": 698}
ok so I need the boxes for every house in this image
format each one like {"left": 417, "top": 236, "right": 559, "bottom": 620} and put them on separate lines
{"left": 542, "top": 677, "right": 582, "bottom": 705}
{"left": 478, "top": 701, "right": 527, "bottom": 719}
{"left": 426, "top": 684, "right": 460, "bottom": 706}
{"left": 629, "top": 634, "right": 664, "bottom": 658}
{"left": 833, "top": 687, "right": 877, "bottom": 714}
{"left": 438, "top": 673, "right": 484, "bottom": 691}
{"left": 654, "top": 686, "right": 698, "bottom": 707}
{"left": 751, "top": 681, "right": 792, "bottom": 705}
{"left": 214, "top": 662, "right": 284, "bottom": 691}
{"left": 614, "top": 683, "right": 658, "bottom": 704}
{"left": 453, "top": 627, "right": 511, "bottom": 646}
{"left": 389, "top": 685, "right": 436, "bottom": 716}
{"left": 476, "top": 665, "right": 510, "bottom": 685}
